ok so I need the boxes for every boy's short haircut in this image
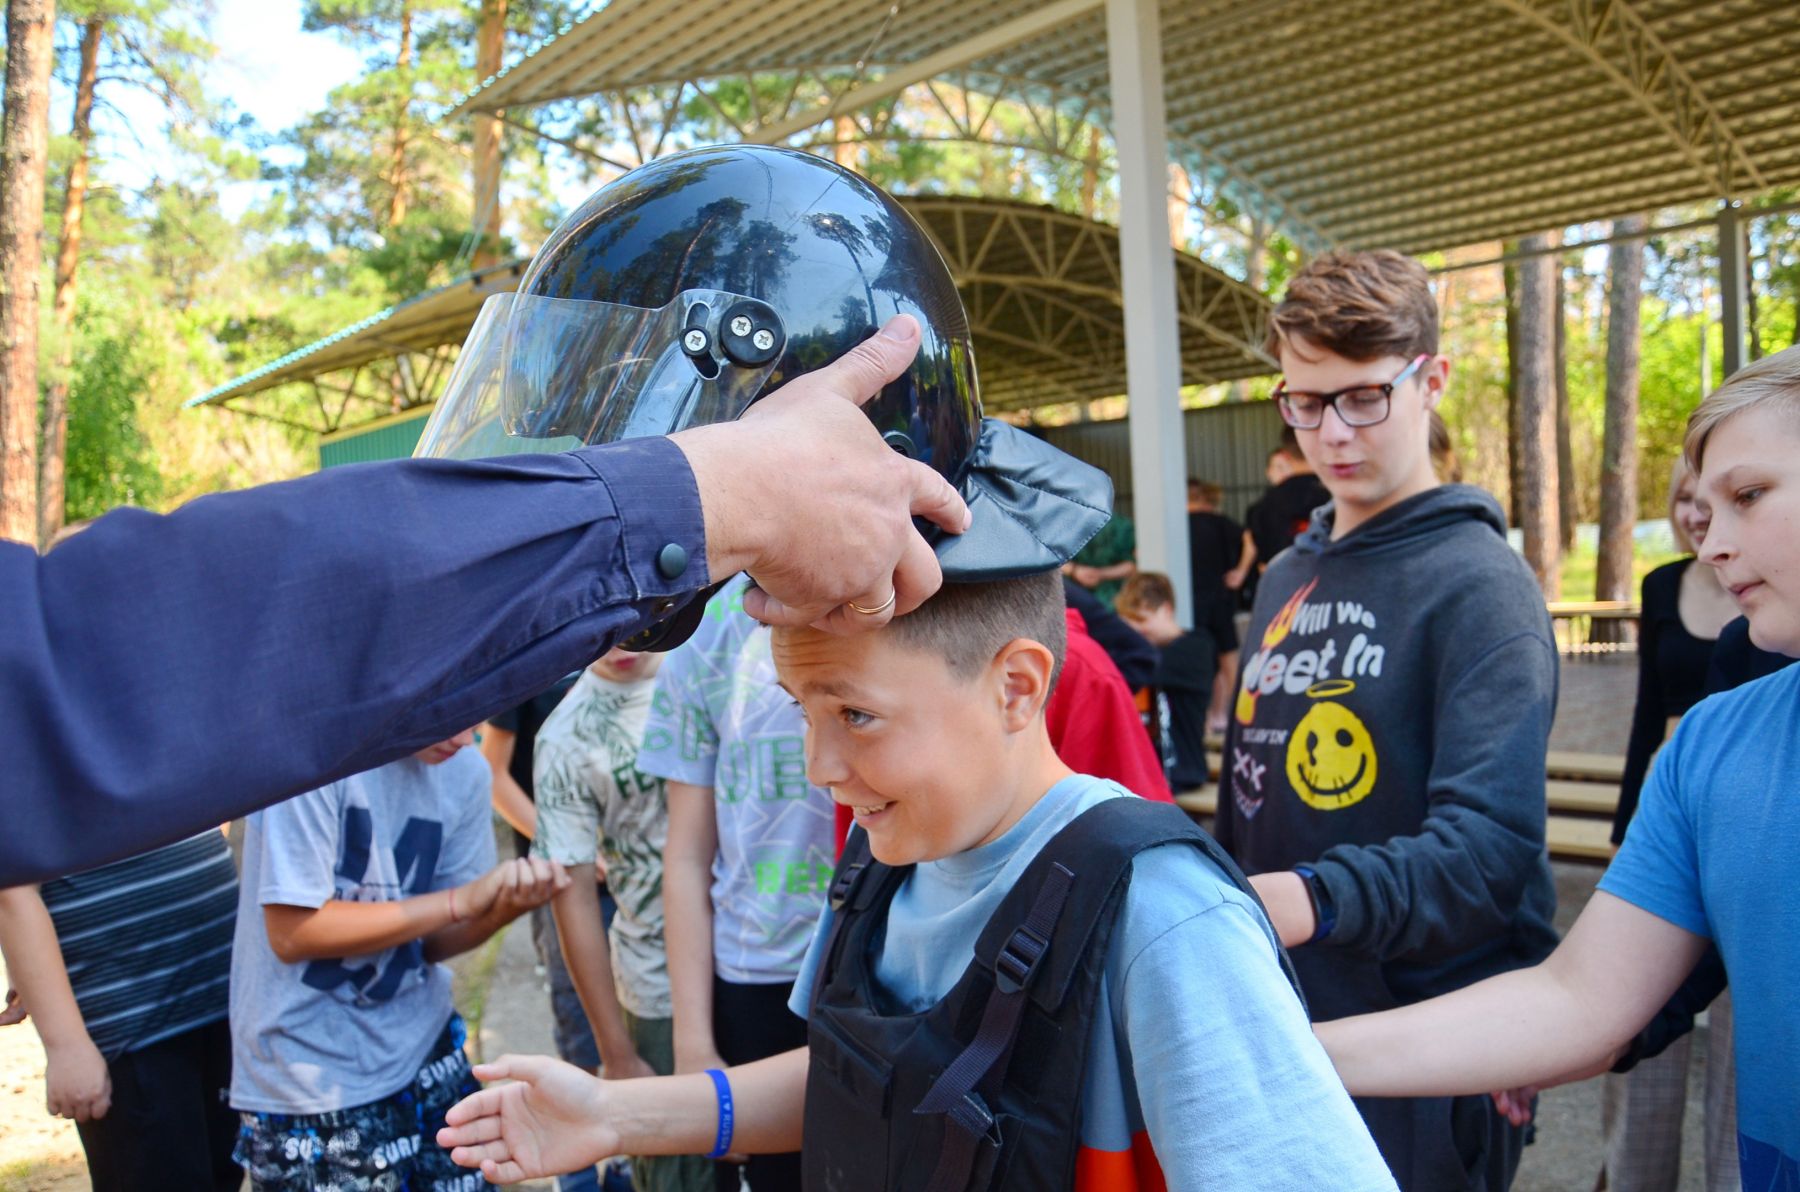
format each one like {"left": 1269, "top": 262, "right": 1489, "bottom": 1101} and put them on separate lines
{"left": 1265, "top": 249, "right": 1438, "bottom": 362}
{"left": 1116, "top": 571, "right": 1176, "bottom": 619}
{"left": 886, "top": 571, "right": 1067, "bottom": 690}
{"left": 1684, "top": 344, "right": 1800, "bottom": 471}
{"left": 1193, "top": 480, "right": 1224, "bottom": 507}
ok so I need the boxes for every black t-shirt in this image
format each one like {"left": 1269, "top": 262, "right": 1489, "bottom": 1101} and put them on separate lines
{"left": 489, "top": 674, "right": 579, "bottom": 856}
{"left": 1154, "top": 630, "right": 1218, "bottom": 790}
{"left": 1247, "top": 473, "right": 1331, "bottom": 567}
{"left": 1187, "top": 511, "right": 1243, "bottom": 596}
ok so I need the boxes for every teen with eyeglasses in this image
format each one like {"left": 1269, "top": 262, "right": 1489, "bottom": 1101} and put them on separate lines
{"left": 1213, "top": 249, "right": 1560, "bottom": 1192}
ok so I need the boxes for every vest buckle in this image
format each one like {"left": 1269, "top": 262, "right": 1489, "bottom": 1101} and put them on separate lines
{"left": 829, "top": 862, "right": 865, "bottom": 911}
{"left": 993, "top": 925, "right": 1049, "bottom": 994}
{"left": 944, "top": 1090, "right": 997, "bottom": 1142}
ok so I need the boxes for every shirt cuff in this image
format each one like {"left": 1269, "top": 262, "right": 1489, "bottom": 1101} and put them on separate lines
{"left": 574, "top": 437, "right": 710, "bottom": 602}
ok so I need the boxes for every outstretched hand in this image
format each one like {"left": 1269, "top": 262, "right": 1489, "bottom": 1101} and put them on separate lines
{"left": 672, "top": 314, "right": 970, "bottom": 633}
{"left": 438, "top": 1054, "right": 615, "bottom": 1184}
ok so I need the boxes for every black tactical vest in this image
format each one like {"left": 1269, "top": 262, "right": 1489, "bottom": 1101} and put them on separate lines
{"left": 801, "top": 796, "right": 1301, "bottom": 1192}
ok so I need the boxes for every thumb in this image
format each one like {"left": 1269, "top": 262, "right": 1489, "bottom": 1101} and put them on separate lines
{"left": 794, "top": 314, "right": 921, "bottom": 407}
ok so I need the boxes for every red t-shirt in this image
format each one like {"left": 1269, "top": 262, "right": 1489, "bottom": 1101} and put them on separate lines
{"left": 1047, "top": 609, "right": 1173, "bottom": 803}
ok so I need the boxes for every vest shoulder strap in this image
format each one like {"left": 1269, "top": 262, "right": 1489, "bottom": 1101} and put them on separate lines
{"left": 971, "top": 795, "right": 1301, "bottom": 1013}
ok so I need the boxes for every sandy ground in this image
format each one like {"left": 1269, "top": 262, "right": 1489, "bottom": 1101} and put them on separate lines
{"left": 0, "top": 988, "right": 91, "bottom": 1192}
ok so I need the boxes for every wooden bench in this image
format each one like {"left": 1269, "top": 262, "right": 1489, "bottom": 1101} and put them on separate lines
{"left": 1175, "top": 775, "right": 1623, "bottom": 864}
{"left": 1547, "top": 600, "right": 1639, "bottom": 655}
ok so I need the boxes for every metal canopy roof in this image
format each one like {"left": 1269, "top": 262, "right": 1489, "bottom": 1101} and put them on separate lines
{"left": 452, "top": 0, "right": 1800, "bottom": 256}
{"left": 187, "top": 195, "right": 1274, "bottom": 426}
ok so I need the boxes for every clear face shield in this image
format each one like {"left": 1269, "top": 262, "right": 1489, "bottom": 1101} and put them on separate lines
{"left": 414, "top": 289, "right": 787, "bottom": 461}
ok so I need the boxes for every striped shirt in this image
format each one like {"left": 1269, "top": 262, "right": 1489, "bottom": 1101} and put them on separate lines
{"left": 39, "top": 831, "right": 237, "bottom": 1060}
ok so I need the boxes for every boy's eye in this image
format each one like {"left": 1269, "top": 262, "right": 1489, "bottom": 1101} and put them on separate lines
{"left": 1736, "top": 486, "right": 1765, "bottom": 507}
{"left": 785, "top": 696, "right": 810, "bottom": 723}
{"left": 841, "top": 708, "right": 874, "bottom": 728}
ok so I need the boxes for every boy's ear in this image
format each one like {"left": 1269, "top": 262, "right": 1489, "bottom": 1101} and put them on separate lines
{"left": 993, "top": 637, "right": 1057, "bottom": 731}
{"left": 1422, "top": 355, "right": 1450, "bottom": 411}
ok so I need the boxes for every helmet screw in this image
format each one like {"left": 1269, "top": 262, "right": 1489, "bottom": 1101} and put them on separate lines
{"left": 752, "top": 328, "right": 775, "bottom": 351}
{"left": 730, "top": 315, "right": 754, "bottom": 337}
{"left": 682, "top": 329, "right": 709, "bottom": 353}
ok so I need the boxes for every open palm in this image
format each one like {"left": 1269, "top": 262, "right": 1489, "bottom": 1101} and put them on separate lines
{"left": 438, "top": 1054, "right": 615, "bottom": 1184}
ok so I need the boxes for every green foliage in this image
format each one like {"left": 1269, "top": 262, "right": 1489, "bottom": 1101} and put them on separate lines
{"left": 59, "top": 308, "right": 164, "bottom": 520}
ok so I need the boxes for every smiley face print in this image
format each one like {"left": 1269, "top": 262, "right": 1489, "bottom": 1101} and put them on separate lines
{"left": 1285, "top": 699, "right": 1378, "bottom": 810}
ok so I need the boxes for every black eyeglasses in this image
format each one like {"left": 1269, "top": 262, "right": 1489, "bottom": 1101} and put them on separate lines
{"left": 1274, "top": 354, "right": 1429, "bottom": 429}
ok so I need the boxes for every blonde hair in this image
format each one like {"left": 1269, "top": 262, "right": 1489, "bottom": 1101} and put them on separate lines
{"left": 1684, "top": 344, "right": 1800, "bottom": 471}
{"left": 1666, "top": 455, "right": 1696, "bottom": 555}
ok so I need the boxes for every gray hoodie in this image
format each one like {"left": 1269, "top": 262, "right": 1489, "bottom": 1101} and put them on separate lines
{"left": 1216, "top": 484, "right": 1560, "bottom": 1015}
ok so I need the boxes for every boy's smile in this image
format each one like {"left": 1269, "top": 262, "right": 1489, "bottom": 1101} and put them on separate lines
{"left": 771, "top": 624, "right": 1067, "bottom": 866}
{"left": 1697, "top": 406, "right": 1800, "bottom": 655}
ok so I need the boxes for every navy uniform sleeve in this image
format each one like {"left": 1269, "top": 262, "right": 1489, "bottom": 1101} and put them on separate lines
{"left": 1, "top": 438, "right": 708, "bottom": 886}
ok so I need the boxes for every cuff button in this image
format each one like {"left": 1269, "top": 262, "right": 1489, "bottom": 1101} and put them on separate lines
{"left": 656, "top": 542, "right": 689, "bottom": 581}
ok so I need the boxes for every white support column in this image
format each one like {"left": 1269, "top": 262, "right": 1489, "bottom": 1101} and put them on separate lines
{"left": 1106, "top": 0, "right": 1192, "bottom": 622}
{"left": 1718, "top": 201, "right": 1746, "bottom": 378}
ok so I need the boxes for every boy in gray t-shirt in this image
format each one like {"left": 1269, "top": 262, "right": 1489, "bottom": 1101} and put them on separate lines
{"left": 229, "top": 728, "right": 567, "bottom": 1192}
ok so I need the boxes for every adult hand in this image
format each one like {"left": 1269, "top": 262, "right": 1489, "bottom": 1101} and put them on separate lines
{"left": 672, "top": 315, "right": 970, "bottom": 632}
{"left": 440, "top": 1054, "right": 615, "bottom": 1184}
{"left": 45, "top": 1037, "right": 111, "bottom": 1122}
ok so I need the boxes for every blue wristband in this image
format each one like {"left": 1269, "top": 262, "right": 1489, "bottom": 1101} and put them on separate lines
{"left": 705, "top": 1068, "right": 735, "bottom": 1160}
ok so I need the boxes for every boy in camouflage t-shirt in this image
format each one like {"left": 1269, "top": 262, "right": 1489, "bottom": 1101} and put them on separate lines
{"left": 533, "top": 646, "right": 711, "bottom": 1192}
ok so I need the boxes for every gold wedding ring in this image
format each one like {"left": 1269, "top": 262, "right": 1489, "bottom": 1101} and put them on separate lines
{"left": 847, "top": 590, "right": 897, "bottom": 616}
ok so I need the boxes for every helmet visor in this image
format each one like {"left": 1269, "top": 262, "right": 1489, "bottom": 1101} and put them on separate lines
{"left": 415, "top": 289, "right": 783, "bottom": 460}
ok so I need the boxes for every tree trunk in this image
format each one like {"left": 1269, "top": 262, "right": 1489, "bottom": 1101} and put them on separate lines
{"left": 385, "top": 0, "right": 414, "bottom": 231}
{"left": 1515, "top": 232, "right": 1562, "bottom": 597}
{"left": 1079, "top": 124, "right": 1099, "bottom": 220}
{"left": 1227, "top": 215, "right": 1267, "bottom": 402}
{"left": 469, "top": 0, "right": 506, "bottom": 270}
{"left": 0, "top": 0, "right": 55, "bottom": 545}
{"left": 1503, "top": 246, "right": 1522, "bottom": 527}
{"left": 1744, "top": 222, "right": 1763, "bottom": 361}
{"left": 1554, "top": 261, "right": 1575, "bottom": 550}
{"left": 1595, "top": 215, "right": 1646, "bottom": 640}
{"left": 37, "top": 14, "right": 100, "bottom": 546}
{"left": 1166, "top": 163, "right": 1189, "bottom": 249}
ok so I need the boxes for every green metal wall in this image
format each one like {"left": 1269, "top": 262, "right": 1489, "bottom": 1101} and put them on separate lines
{"left": 318, "top": 413, "right": 431, "bottom": 469}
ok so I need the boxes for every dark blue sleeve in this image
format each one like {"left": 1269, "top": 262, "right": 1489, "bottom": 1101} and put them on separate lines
{"left": 2, "top": 438, "right": 708, "bottom": 885}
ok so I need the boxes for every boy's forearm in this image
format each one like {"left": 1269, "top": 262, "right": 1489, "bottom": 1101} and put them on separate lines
{"left": 662, "top": 853, "right": 717, "bottom": 1057}
{"left": 267, "top": 890, "right": 455, "bottom": 962}
{"left": 551, "top": 879, "right": 637, "bottom": 1064}
{"left": 604, "top": 1047, "right": 808, "bottom": 1157}
{"left": 0, "top": 887, "right": 92, "bottom": 1050}
{"left": 1318, "top": 967, "right": 1610, "bottom": 1096}
{"left": 1319, "top": 892, "right": 1706, "bottom": 1097}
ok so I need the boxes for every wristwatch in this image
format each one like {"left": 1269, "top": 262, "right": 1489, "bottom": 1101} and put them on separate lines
{"left": 1291, "top": 864, "right": 1337, "bottom": 944}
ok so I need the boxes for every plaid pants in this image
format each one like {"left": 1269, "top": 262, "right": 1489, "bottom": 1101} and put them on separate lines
{"left": 1600, "top": 991, "right": 1739, "bottom": 1192}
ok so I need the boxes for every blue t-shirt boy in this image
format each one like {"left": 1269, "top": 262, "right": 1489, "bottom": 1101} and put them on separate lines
{"left": 1600, "top": 664, "right": 1800, "bottom": 1186}
{"left": 791, "top": 775, "right": 1398, "bottom": 1190}
{"left": 229, "top": 749, "right": 495, "bottom": 1114}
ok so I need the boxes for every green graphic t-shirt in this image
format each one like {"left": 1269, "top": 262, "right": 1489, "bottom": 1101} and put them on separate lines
{"left": 532, "top": 668, "right": 670, "bottom": 1018}
{"left": 636, "top": 577, "right": 836, "bottom": 984}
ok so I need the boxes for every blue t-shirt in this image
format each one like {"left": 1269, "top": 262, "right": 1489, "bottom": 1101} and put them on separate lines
{"left": 1600, "top": 665, "right": 1800, "bottom": 1188}
{"left": 229, "top": 749, "right": 496, "bottom": 1114}
{"left": 790, "top": 776, "right": 1396, "bottom": 1190}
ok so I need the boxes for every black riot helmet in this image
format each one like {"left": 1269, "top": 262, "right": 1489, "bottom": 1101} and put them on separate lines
{"left": 417, "top": 145, "right": 1111, "bottom": 646}
{"left": 417, "top": 144, "right": 980, "bottom": 486}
